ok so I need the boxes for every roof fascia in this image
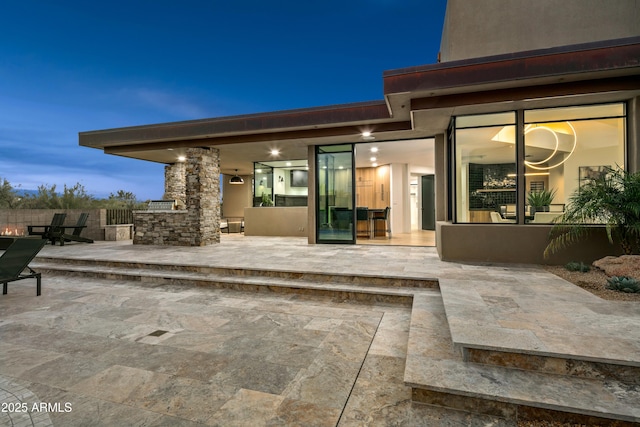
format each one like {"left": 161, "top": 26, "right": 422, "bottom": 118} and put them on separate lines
{"left": 80, "top": 100, "right": 392, "bottom": 148}
{"left": 384, "top": 37, "right": 640, "bottom": 96}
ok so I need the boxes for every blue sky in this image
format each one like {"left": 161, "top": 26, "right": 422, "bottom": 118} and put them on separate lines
{"left": 1, "top": 0, "right": 446, "bottom": 200}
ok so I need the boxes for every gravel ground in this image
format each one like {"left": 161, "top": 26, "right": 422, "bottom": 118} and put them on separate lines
{"left": 543, "top": 264, "right": 640, "bottom": 302}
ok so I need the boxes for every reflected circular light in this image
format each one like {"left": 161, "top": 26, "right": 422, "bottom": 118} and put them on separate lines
{"left": 370, "top": 147, "right": 379, "bottom": 153}
{"left": 524, "top": 121, "right": 577, "bottom": 170}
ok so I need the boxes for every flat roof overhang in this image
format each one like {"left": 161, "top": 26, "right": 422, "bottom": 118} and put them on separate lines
{"left": 80, "top": 37, "right": 640, "bottom": 175}
{"left": 385, "top": 36, "right": 640, "bottom": 129}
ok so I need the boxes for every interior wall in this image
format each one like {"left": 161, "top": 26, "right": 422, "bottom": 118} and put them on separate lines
{"left": 390, "top": 163, "right": 410, "bottom": 234}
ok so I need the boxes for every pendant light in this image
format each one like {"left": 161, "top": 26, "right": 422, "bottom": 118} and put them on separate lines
{"left": 230, "top": 169, "right": 244, "bottom": 185}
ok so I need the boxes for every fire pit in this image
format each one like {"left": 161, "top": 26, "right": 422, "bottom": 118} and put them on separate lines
{"left": 1, "top": 225, "right": 26, "bottom": 237}
{"left": 0, "top": 225, "right": 40, "bottom": 250}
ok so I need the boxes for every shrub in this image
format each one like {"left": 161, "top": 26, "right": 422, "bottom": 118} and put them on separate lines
{"left": 564, "top": 262, "right": 591, "bottom": 272}
{"left": 606, "top": 276, "right": 640, "bottom": 293}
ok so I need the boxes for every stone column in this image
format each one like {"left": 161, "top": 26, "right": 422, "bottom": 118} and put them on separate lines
{"left": 185, "top": 147, "right": 220, "bottom": 245}
{"left": 164, "top": 162, "right": 186, "bottom": 208}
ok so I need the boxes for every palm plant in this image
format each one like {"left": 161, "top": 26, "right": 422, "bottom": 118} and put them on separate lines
{"left": 544, "top": 166, "right": 640, "bottom": 258}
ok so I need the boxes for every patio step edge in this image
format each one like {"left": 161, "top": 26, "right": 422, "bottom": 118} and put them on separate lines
{"left": 34, "top": 255, "right": 439, "bottom": 289}
{"left": 406, "top": 294, "right": 640, "bottom": 425}
{"left": 31, "top": 261, "right": 434, "bottom": 305}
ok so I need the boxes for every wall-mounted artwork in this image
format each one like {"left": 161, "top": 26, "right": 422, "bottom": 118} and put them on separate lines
{"left": 579, "top": 165, "right": 610, "bottom": 187}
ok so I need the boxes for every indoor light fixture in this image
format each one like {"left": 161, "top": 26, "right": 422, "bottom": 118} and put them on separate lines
{"left": 230, "top": 169, "right": 244, "bottom": 185}
{"left": 177, "top": 156, "right": 186, "bottom": 162}
{"left": 270, "top": 149, "right": 280, "bottom": 156}
{"left": 524, "top": 122, "right": 577, "bottom": 170}
{"left": 361, "top": 131, "right": 375, "bottom": 141}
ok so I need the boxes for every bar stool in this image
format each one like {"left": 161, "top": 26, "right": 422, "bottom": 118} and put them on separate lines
{"left": 356, "top": 207, "right": 369, "bottom": 238}
{"left": 373, "top": 207, "right": 391, "bottom": 238}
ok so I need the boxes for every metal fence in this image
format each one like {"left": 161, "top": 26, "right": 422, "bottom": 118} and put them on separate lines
{"left": 106, "top": 209, "right": 133, "bottom": 225}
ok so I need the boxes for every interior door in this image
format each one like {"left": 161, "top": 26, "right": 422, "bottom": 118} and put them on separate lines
{"left": 421, "top": 174, "right": 435, "bottom": 230}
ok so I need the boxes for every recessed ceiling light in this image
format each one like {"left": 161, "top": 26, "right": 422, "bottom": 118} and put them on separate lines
{"left": 370, "top": 147, "right": 379, "bottom": 153}
{"left": 362, "top": 131, "right": 371, "bottom": 137}
{"left": 270, "top": 149, "right": 280, "bottom": 156}
{"left": 338, "top": 166, "right": 344, "bottom": 169}
{"left": 372, "top": 163, "right": 378, "bottom": 167}
{"left": 370, "top": 157, "right": 377, "bottom": 162}
{"left": 286, "top": 162, "right": 292, "bottom": 166}
{"left": 177, "top": 156, "right": 186, "bottom": 162}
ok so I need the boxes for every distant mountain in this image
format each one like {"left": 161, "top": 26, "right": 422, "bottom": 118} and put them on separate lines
{"left": 14, "top": 189, "right": 39, "bottom": 197}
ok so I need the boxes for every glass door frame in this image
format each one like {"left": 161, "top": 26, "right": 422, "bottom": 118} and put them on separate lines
{"left": 315, "top": 144, "right": 356, "bottom": 244}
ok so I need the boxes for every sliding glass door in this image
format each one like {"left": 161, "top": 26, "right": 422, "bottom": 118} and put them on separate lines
{"left": 316, "top": 144, "right": 355, "bottom": 243}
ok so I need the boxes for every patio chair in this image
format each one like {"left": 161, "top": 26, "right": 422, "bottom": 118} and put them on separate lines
{"left": 48, "top": 213, "right": 94, "bottom": 246}
{"left": 27, "top": 213, "right": 67, "bottom": 239}
{"left": 1, "top": 238, "right": 47, "bottom": 296}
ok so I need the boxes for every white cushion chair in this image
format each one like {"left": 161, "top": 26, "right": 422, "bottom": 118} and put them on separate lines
{"left": 490, "top": 212, "right": 516, "bottom": 223}
{"left": 530, "top": 212, "right": 562, "bottom": 224}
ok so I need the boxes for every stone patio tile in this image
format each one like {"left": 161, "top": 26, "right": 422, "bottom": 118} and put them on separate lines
{"left": 21, "top": 354, "right": 111, "bottom": 390}
{"left": 282, "top": 353, "right": 362, "bottom": 409}
{"left": 123, "top": 310, "right": 230, "bottom": 333}
{"left": 0, "top": 343, "right": 64, "bottom": 378}
{"left": 270, "top": 398, "right": 341, "bottom": 427}
{"left": 209, "top": 356, "right": 301, "bottom": 396}
{"left": 208, "top": 388, "right": 284, "bottom": 427}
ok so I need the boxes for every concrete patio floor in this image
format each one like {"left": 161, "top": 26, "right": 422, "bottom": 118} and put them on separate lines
{"left": 1, "top": 235, "right": 638, "bottom": 426}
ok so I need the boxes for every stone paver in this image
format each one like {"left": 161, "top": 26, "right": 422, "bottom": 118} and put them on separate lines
{"left": 1, "top": 272, "right": 501, "bottom": 426}
{"left": 1, "top": 235, "right": 638, "bottom": 425}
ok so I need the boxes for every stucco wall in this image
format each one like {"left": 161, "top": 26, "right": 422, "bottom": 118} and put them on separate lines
{"left": 440, "top": 0, "right": 640, "bottom": 62}
{"left": 436, "top": 221, "right": 623, "bottom": 265}
{"left": 244, "top": 207, "right": 308, "bottom": 237}
{"left": 222, "top": 174, "right": 252, "bottom": 218}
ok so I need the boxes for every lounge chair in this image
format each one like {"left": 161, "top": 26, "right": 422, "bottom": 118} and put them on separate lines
{"left": 48, "top": 213, "right": 94, "bottom": 246}
{"left": 1, "top": 238, "right": 47, "bottom": 296}
{"left": 27, "top": 213, "right": 67, "bottom": 239}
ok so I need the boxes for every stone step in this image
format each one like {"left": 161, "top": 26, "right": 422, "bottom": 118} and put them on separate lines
{"left": 438, "top": 278, "right": 640, "bottom": 374}
{"left": 34, "top": 256, "right": 438, "bottom": 289}
{"left": 405, "top": 293, "right": 640, "bottom": 425}
{"left": 31, "top": 259, "right": 432, "bottom": 305}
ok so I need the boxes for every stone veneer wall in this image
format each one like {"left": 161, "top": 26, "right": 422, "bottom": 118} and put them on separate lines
{"left": 163, "top": 162, "right": 186, "bottom": 206}
{"left": 134, "top": 147, "right": 221, "bottom": 246}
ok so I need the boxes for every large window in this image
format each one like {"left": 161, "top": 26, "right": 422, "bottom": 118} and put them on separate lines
{"left": 523, "top": 104, "right": 625, "bottom": 223}
{"left": 454, "top": 112, "right": 516, "bottom": 223}
{"left": 253, "top": 159, "right": 309, "bottom": 207}
{"left": 453, "top": 104, "right": 626, "bottom": 224}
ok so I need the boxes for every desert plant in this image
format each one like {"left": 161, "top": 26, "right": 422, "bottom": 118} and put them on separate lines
{"left": 544, "top": 166, "right": 640, "bottom": 258}
{"left": 260, "top": 192, "right": 273, "bottom": 207}
{"left": 527, "top": 188, "right": 557, "bottom": 209}
{"left": 564, "top": 261, "right": 590, "bottom": 273}
{"left": 606, "top": 276, "right": 640, "bottom": 293}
